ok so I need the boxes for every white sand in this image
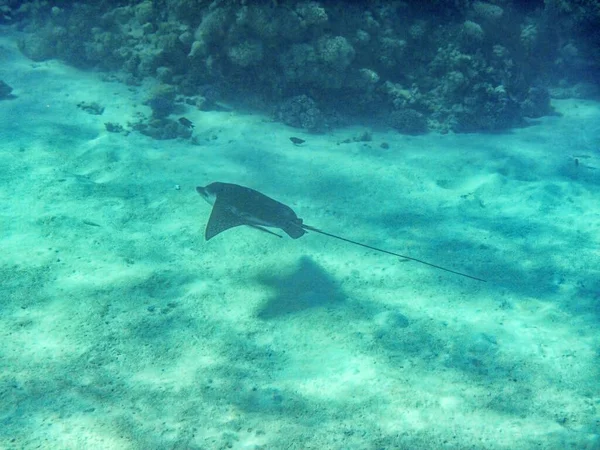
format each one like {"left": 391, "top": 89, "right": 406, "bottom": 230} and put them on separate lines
{"left": 1, "top": 31, "right": 599, "bottom": 449}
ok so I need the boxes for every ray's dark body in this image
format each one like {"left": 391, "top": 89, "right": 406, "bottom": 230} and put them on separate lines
{"left": 196, "top": 181, "right": 486, "bottom": 282}
{"left": 196, "top": 182, "right": 306, "bottom": 240}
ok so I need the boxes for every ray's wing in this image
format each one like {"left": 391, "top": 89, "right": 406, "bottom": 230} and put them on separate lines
{"left": 205, "top": 197, "right": 247, "bottom": 240}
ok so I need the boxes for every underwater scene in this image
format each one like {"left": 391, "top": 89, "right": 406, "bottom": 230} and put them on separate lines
{"left": 1, "top": 1, "right": 599, "bottom": 449}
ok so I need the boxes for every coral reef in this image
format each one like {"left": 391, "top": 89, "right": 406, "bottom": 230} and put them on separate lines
{"left": 455, "top": 84, "right": 523, "bottom": 132}
{"left": 145, "top": 84, "right": 177, "bottom": 119}
{"left": 521, "top": 87, "right": 552, "bottom": 118}
{"left": 132, "top": 118, "right": 193, "bottom": 140}
{"left": 276, "top": 95, "right": 325, "bottom": 133}
{"left": 77, "top": 101, "right": 105, "bottom": 115}
{"left": 388, "top": 109, "right": 428, "bottom": 135}
{"left": 6, "top": 0, "right": 600, "bottom": 134}
{"left": 227, "top": 40, "right": 264, "bottom": 67}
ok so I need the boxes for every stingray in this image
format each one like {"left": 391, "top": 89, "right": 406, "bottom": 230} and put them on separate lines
{"left": 196, "top": 182, "right": 486, "bottom": 282}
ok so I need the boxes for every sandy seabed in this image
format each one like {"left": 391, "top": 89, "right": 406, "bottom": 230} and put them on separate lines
{"left": 1, "top": 32, "right": 599, "bottom": 449}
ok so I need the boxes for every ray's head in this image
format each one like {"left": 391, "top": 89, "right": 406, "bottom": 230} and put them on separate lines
{"left": 196, "top": 184, "right": 219, "bottom": 205}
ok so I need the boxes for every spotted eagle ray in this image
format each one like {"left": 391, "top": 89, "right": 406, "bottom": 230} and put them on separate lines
{"left": 196, "top": 182, "right": 486, "bottom": 282}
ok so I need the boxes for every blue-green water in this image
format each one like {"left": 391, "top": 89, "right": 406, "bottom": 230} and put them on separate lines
{"left": 1, "top": 6, "right": 599, "bottom": 449}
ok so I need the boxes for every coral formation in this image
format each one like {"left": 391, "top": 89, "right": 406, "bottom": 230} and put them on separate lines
{"left": 277, "top": 95, "right": 325, "bottom": 132}
{"left": 227, "top": 40, "right": 263, "bottom": 67}
{"left": 6, "top": 0, "right": 600, "bottom": 135}
{"left": 471, "top": 1, "right": 504, "bottom": 22}
{"left": 388, "top": 109, "right": 428, "bottom": 135}
{"left": 317, "top": 35, "right": 355, "bottom": 69}
{"left": 145, "top": 84, "right": 177, "bottom": 119}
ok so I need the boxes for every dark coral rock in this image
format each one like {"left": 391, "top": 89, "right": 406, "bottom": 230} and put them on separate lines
{"left": 145, "top": 84, "right": 177, "bottom": 119}
{"left": 276, "top": 95, "right": 325, "bottom": 132}
{"left": 156, "top": 66, "right": 174, "bottom": 83}
{"left": 18, "top": 34, "right": 55, "bottom": 61}
{"left": 104, "top": 122, "right": 124, "bottom": 133}
{"left": 520, "top": 87, "right": 552, "bottom": 118}
{"left": 133, "top": 118, "right": 192, "bottom": 140}
{"left": 11, "top": 0, "right": 576, "bottom": 133}
{"left": 454, "top": 84, "right": 524, "bottom": 132}
{"left": 388, "top": 109, "right": 428, "bottom": 135}
{"left": 77, "top": 101, "right": 105, "bottom": 115}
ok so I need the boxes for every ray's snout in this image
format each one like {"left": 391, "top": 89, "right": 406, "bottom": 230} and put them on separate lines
{"left": 196, "top": 186, "right": 216, "bottom": 205}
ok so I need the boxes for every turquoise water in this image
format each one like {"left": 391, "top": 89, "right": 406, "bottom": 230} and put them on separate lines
{"left": 1, "top": 20, "right": 599, "bottom": 450}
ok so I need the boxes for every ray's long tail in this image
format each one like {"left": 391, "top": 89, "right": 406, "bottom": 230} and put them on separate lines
{"left": 300, "top": 224, "right": 486, "bottom": 282}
